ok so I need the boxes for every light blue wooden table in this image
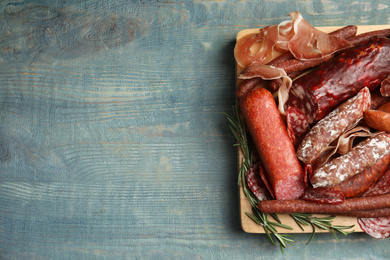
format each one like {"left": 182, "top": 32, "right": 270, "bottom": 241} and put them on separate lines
{"left": 1, "top": 0, "right": 389, "bottom": 259}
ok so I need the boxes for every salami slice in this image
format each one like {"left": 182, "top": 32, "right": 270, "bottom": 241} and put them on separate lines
{"left": 357, "top": 218, "right": 390, "bottom": 239}
{"left": 286, "top": 106, "right": 309, "bottom": 146}
{"left": 246, "top": 161, "right": 272, "bottom": 202}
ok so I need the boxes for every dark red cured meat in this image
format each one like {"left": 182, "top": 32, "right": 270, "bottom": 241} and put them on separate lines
{"left": 273, "top": 54, "right": 333, "bottom": 74}
{"left": 246, "top": 161, "right": 273, "bottom": 202}
{"left": 335, "top": 152, "right": 390, "bottom": 198}
{"left": 257, "top": 193, "right": 390, "bottom": 214}
{"left": 302, "top": 187, "right": 345, "bottom": 204}
{"left": 286, "top": 106, "right": 309, "bottom": 146}
{"left": 347, "top": 28, "right": 390, "bottom": 46}
{"left": 286, "top": 36, "right": 390, "bottom": 125}
{"left": 380, "top": 74, "right": 390, "bottom": 97}
{"left": 371, "top": 89, "right": 390, "bottom": 110}
{"left": 240, "top": 87, "right": 305, "bottom": 200}
{"left": 235, "top": 77, "right": 263, "bottom": 99}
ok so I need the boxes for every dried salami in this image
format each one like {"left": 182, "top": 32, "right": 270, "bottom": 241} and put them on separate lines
{"left": 297, "top": 87, "right": 371, "bottom": 165}
{"left": 310, "top": 133, "right": 390, "bottom": 188}
{"left": 286, "top": 36, "right": 390, "bottom": 125}
{"left": 246, "top": 161, "right": 272, "bottom": 202}
{"left": 286, "top": 106, "right": 309, "bottom": 146}
{"left": 335, "top": 152, "right": 390, "bottom": 198}
{"left": 357, "top": 218, "right": 390, "bottom": 239}
{"left": 380, "top": 75, "right": 390, "bottom": 97}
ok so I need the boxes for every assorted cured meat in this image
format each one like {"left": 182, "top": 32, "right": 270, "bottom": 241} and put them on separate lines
{"left": 238, "top": 12, "right": 390, "bottom": 239}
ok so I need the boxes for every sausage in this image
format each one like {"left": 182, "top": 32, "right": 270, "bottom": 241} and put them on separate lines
{"left": 310, "top": 133, "right": 390, "bottom": 188}
{"left": 380, "top": 75, "right": 390, "bottom": 97}
{"left": 371, "top": 89, "right": 390, "bottom": 110}
{"left": 335, "top": 152, "right": 390, "bottom": 198}
{"left": 240, "top": 87, "right": 305, "bottom": 200}
{"left": 286, "top": 36, "right": 390, "bottom": 125}
{"left": 257, "top": 193, "right": 390, "bottom": 214}
{"left": 339, "top": 208, "right": 390, "bottom": 218}
{"left": 246, "top": 161, "right": 273, "bottom": 202}
{"left": 297, "top": 87, "right": 371, "bottom": 165}
{"left": 286, "top": 106, "right": 309, "bottom": 146}
{"left": 235, "top": 77, "right": 263, "bottom": 99}
{"left": 364, "top": 109, "right": 390, "bottom": 132}
{"left": 347, "top": 28, "right": 390, "bottom": 46}
{"left": 273, "top": 54, "right": 333, "bottom": 74}
{"left": 357, "top": 167, "right": 390, "bottom": 239}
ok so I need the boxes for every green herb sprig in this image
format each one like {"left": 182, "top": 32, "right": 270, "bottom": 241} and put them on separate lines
{"left": 226, "top": 105, "right": 355, "bottom": 252}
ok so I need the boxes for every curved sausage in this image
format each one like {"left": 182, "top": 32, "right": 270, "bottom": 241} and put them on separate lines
{"left": 235, "top": 77, "right": 263, "bottom": 99}
{"left": 240, "top": 87, "right": 305, "bottom": 200}
{"left": 286, "top": 36, "right": 390, "bottom": 125}
{"left": 310, "top": 133, "right": 390, "bottom": 188}
{"left": 335, "top": 152, "right": 390, "bottom": 198}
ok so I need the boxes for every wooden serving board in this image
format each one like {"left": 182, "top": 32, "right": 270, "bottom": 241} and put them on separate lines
{"left": 238, "top": 24, "right": 390, "bottom": 234}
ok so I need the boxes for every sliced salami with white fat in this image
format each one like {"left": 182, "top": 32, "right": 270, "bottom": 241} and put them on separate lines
{"left": 246, "top": 161, "right": 272, "bottom": 202}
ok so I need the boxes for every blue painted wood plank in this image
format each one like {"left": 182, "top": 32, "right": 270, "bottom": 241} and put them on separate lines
{"left": 1, "top": 0, "right": 390, "bottom": 259}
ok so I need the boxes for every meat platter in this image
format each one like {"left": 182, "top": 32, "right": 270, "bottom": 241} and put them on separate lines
{"left": 236, "top": 24, "right": 390, "bottom": 234}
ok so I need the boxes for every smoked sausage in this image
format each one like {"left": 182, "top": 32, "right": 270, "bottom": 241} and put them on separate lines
{"left": 240, "top": 87, "right": 305, "bottom": 200}
{"left": 286, "top": 36, "right": 390, "bottom": 125}
{"left": 258, "top": 193, "right": 390, "bottom": 214}
{"left": 335, "top": 152, "right": 390, "bottom": 198}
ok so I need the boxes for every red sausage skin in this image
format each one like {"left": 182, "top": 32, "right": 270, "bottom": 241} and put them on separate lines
{"left": 287, "top": 36, "right": 390, "bottom": 125}
{"left": 240, "top": 87, "right": 305, "bottom": 200}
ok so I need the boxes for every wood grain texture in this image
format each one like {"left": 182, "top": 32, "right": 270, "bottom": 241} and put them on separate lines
{"left": 0, "top": 0, "right": 390, "bottom": 259}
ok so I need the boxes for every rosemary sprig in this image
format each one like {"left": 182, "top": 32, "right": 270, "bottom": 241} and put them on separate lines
{"left": 226, "top": 104, "right": 355, "bottom": 251}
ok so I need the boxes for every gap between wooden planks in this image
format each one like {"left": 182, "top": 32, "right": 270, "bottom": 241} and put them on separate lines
{"left": 237, "top": 24, "right": 390, "bottom": 234}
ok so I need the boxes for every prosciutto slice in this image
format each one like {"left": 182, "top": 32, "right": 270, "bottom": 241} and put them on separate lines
{"left": 287, "top": 12, "right": 351, "bottom": 60}
{"left": 234, "top": 11, "right": 352, "bottom": 68}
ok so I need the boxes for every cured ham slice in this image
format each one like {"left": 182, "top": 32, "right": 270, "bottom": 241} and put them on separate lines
{"left": 234, "top": 11, "right": 352, "bottom": 68}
